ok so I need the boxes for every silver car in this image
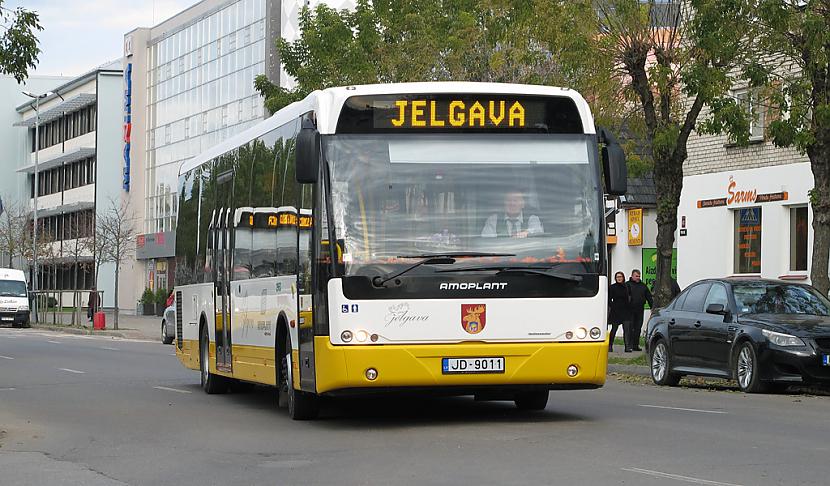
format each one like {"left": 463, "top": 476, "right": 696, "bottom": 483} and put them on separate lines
{"left": 161, "top": 304, "right": 175, "bottom": 345}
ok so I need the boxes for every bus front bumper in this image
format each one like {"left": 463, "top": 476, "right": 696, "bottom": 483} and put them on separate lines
{"left": 313, "top": 337, "right": 607, "bottom": 395}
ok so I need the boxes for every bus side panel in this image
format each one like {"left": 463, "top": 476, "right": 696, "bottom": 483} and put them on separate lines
{"left": 229, "top": 275, "right": 296, "bottom": 386}
{"left": 176, "top": 282, "right": 214, "bottom": 371}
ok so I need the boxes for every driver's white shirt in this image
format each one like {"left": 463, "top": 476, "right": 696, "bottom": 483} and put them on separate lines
{"left": 481, "top": 212, "right": 543, "bottom": 237}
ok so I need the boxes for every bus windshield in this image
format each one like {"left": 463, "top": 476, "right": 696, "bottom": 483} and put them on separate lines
{"left": 324, "top": 134, "right": 601, "bottom": 276}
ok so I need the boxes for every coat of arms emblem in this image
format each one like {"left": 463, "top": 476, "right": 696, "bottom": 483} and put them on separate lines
{"left": 461, "top": 304, "right": 486, "bottom": 334}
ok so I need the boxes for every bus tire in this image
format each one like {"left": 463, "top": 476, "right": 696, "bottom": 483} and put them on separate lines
{"left": 514, "top": 390, "right": 549, "bottom": 411}
{"left": 277, "top": 324, "right": 288, "bottom": 409}
{"left": 200, "top": 324, "right": 227, "bottom": 394}
{"left": 283, "top": 333, "right": 318, "bottom": 420}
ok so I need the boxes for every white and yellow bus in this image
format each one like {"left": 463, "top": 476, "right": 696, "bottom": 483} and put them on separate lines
{"left": 173, "top": 82, "right": 627, "bottom": 419}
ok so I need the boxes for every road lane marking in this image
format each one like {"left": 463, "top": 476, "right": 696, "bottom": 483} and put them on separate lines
{"left": 638, "top": 404, "right": 727, "bottom": 415}
{"left": 47, "top": 340, "right": 61, "bottom": 344}
{"left": 622, "top": 468, "right": 744, "bottom": 486}
{"left": 153, "top": 386, "right": 191, "bottom": 394}
{"left": 0, "top": 355, "right": 14, "bottom": 360}
{"left": 100, "top": 346, "right": 120, "bottom": 351}
{"left": 0, "top": 387, "right": 15, "bottom": 391}
{"left": 58, "top": 368, "right": 85, "bottom": 374}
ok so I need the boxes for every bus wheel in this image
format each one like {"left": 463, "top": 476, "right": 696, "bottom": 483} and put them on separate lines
{"left": 514, "top": 390, "right": 549, "bottom": 411}
{"left": 283, "top": 334, "right": 318, "bottom": 420}
{"left": 200, "top": 325, "right": 226, "bottom": 394}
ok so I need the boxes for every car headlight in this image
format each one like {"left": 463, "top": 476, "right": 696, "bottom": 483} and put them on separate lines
{"left": 18, "top": 305, "right": 29, "bottom": 311}
{"left": 762, "top": 329, "right": 805, "bottom": 347}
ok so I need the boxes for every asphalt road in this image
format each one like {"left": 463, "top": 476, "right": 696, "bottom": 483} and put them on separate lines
{"left": 1, "top": 328, "right": 828, "bottom": 486}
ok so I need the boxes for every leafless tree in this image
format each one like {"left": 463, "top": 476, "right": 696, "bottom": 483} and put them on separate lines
{"left": 85, "top": 211, "right": 113, "bottom": 301}
{"left": 62, "top": 210, "right": 94, "bottom": 325}
{"left": 99, "top": 197, "right": 136, "bottom": 330}
{"left": 0, "top": 197, "right": 30, "bottom": 268}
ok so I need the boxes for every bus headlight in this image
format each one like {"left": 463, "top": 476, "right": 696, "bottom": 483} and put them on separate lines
{"left": 341, "top": 330, "right": 353, "bottom": 343}
{"left": 565, "top": 331, "right": 574, "bottom": 340}
{"left": 576, "top": 327, "right": 588, "bottom": 339}
{"left": 355, "top": 330, "right": 369, "bottom": 343}
{"left": 590, "top": 327, "right": 601, "bottom": 339}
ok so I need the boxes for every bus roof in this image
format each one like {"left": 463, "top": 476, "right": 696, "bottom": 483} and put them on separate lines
{"left": 179, "top": 82, "right": 596, "bottom": 176}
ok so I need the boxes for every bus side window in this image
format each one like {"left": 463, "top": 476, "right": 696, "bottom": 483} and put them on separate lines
{"left": 199, "top": 161, "right": 215, "bottom": 284}
{"left": 205, "top": 211, "right": 215, "bottom": 282}
{"left": 232, "top": 218, "right": 252, "bottom": 281}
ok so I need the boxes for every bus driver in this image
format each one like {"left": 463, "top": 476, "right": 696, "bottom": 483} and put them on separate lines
{"left": 481, "top": 190, "right": 543, "bottom": 238}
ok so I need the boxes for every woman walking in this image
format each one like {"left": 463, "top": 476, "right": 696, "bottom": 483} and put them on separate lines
{"left": 608, "top": 271, "right": 630, "bottom": 352}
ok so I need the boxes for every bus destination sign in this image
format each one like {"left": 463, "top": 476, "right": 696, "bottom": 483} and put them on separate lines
{"left": 336, "top": 94, "right": 584, "bottom": 134}
{"left": 381, "top": 99, "right": 527, "bottom": 129}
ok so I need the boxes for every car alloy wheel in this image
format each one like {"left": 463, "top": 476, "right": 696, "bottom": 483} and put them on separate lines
{"left": 649, "top": 338, "right": 680, "bottom": 386}
{"left": 737, "top": 346, "right": 754, "bottom": 389}
{"left": 652, "top": 342, "right": 668, "bottom": 382}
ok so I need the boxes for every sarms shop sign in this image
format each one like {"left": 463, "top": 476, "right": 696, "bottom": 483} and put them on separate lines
{"left": 697, "top": 176, "right": 788, "bottom": 208}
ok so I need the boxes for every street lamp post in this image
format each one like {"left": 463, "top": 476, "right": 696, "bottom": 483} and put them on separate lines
{"left": 22, "top": 90, "right": 58, "bottom": 322}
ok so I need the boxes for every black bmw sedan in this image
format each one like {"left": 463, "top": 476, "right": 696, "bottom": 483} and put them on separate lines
{"left": 645, "top": 278, "right": 830, "bottom": 393}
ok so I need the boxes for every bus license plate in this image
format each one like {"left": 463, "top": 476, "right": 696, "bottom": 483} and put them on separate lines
{"left": 442, "top": 357, "right": 504, "bottom": 374}
{"left": 823, "top": 355, "right": 830, "bottom": 366}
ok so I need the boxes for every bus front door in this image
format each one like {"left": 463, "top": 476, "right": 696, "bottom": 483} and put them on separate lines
{"left": 214, "top": 203, "right": 233, "bottom": 373}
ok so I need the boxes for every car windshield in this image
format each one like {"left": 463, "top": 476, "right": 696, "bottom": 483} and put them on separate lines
{"left": 0, "top": 280, "right": 27, "bottom": 297}
{"left": 732, "top": 282, "right": 830, "bottom": 316}
{"left": 324, "top": 134, "right": 602, "bottom": 276}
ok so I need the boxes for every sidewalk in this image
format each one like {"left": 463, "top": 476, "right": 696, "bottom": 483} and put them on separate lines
{"left": 607, "top": 340, "right": 650, "bottom": 377}
{"left": 32, "top": 311, "right": 161, "bottom": 342}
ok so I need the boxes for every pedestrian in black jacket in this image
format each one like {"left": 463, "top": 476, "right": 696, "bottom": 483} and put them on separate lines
{"left": 608, "top": 272, "right": 630, "bottom": 352}
{"left": 626, "top": 269, "right": 653, "bottom": 352}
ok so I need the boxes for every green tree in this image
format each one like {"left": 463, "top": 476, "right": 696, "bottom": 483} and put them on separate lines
{"left": 0, "top": 1, "right": 42, "bottom": 82}
{"left": 255, "top": 1, "right": 620, "bottom": 113}
{"left": 598, "top": 0, "right": 756, "bottom": 306}
{"left": 718, "top": 1, "right": 830, "bottom": 295}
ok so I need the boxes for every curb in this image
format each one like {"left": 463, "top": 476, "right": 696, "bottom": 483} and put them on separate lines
{"left": 30, "top": 324, "right": 150, "bottom": 341}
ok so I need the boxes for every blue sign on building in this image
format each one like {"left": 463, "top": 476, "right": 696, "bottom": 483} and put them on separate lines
{"left": 123, "top": 63, "right": 132, "bottom": 191}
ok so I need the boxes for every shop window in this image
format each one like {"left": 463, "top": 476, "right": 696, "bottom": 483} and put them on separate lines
{"left": 733, "top": 88, "right": 765, "bottom": 141}
{"left": 790, "top": 206, "right": 808, "bottom": 271}
{"left": 734, "top": 207, "right": 762, "bottom": 274}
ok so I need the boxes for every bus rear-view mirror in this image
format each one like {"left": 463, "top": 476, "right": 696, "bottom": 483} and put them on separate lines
{"left": 599, "top": 128, "right": 627, "bottom": 196}
{"left": 296, "top": 120, "right": 320, "bottom": 184}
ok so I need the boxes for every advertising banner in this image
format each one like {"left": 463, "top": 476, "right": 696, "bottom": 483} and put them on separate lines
{"left": 641, "top": 247, "right": 677, "bottom": 309}
{"left": 627, "top": 208, "right": 643, "bottom": 246}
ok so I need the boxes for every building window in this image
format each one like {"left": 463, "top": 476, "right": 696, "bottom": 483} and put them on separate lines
{"left": 734, "top": 88, "right": 765, "bottom": 141}
{"left": 734, "top": 207, "right": 762, "bottom": 274}
{"left": 790, "top": 206, "right": 808, "bottom": 272}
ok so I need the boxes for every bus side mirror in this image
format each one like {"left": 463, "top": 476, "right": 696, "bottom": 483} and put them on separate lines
{"left": 599, "top": 128, "right": 627, "bottom": 196}
{"left": 296, "top": 120, "right": 320, "bottom": 184}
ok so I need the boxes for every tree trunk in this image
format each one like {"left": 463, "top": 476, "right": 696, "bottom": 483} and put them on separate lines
{"left": 808, "top": 143, "right": 830, "bottom": 296}
{"left": 114, "top": 260, "right": 119, "bottom": 330}
{"left": 652, "top": 157, "right": 683, "bottom": 308}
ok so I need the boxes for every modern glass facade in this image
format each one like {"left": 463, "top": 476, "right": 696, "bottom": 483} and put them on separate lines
{"left": 144, "top": 0, "right": 267, "bottom": 234}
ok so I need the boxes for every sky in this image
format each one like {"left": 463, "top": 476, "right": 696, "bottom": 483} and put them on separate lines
{"left": 8, "top": 0, "right": 198, "bottom": 77}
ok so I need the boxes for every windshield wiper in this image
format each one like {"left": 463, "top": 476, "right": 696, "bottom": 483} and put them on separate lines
{"left": 372, "top": 252, "right": 515, "bottom": 288}
{"left": 396, "top": 252, "right": 516, "bottom": 259}
{"left": 436, "top": 265, "right": 583, "bottom": 283}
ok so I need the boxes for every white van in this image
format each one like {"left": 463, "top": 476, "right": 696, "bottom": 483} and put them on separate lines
{"left": 0, "top": 268, "right": 30, "bottom": 328}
